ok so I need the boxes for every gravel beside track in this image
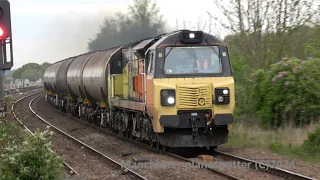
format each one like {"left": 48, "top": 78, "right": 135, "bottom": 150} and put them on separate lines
{"left": 187, "top": 156, "right": 286, "bottom": 180}
{"left": 14, "top": 93, "right": 139, "bottom": 180}
{"left": 218, "top": 147, "right": 320, "bottom": 180}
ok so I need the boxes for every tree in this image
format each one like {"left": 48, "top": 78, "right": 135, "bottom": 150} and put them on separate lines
{"left": 12, "top": 68, "right": 23, "bottom": 79}
{"left": 88, "top": 0, "right": 166, "bottom": 51}
{"left": 11, "top": 62, "right": 51, "bottom": 80}
{"left": 21, "top": 69, "right": 42, "bottom": 81}
{"left": 41, "top": 62, "right": 51, "bottom": 72}
{"left": 303, "top": 25, "right": 320, "bottom": 58}
{"left": 210, "top": 0, "right": 318, "bottom": 68}
{"left": 208, "top": 0, "right": 319, "bottom": 121}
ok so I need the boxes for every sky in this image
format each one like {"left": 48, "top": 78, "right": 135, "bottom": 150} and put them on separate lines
{"left": 9, "top": 0, "right": 221, "bottom": 69}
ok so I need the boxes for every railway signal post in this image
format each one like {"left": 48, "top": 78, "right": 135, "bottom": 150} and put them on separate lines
{"left": 0, "top": 0, "right": 13, "bottom": 118}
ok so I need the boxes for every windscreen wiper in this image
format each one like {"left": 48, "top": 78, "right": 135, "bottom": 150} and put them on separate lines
{"left": 164, "top": 40, "right": 178, "bottom": 59}
{"left": 204, "top": 39, "right": 219, "bottom": 56}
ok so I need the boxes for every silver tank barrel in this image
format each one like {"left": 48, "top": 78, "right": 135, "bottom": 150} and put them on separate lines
{"left": 43, "top": 65, "right": 51, "bottom": 91}
{"left": 82, "top": 47, "right": 120, "bottom": 102}
{"left": 44, "top": 61, "right": 63, "bottom": 93}
{"left": 56, "top": 57, "right": 75, "bottom": 97}
{"left": 67, "top": 53, "right": 95, "bottom": 98}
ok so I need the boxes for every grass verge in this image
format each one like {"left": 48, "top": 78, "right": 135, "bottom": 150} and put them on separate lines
{"left": 223, "top": 122, "right": 320, "bottom": 164}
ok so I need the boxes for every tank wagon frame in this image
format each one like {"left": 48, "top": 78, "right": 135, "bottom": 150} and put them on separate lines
{"left": 44, "top": 30, "right": 235, "bottom": 149}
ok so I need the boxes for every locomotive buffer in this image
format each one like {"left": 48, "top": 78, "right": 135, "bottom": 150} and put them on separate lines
{"left": 0, "top": 0, "right": 13, "bottom": 118}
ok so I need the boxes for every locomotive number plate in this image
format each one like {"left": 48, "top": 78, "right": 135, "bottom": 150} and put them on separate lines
{"left": 218, "top": 105, "right": 230, "bottom": 109}
{"left": 191, "top": 113, "right": 198, "bottom": 116}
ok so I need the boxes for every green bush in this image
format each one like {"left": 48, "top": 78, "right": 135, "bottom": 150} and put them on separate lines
{"left": 0, "top": 121, "right": 24, "bottom": 154}
{"left": 302, "top": 127, "right": 320, "bottom": 155}
{"left": 0, "top": 130, "right": 63, "bottom": 180}
{"left": 251, "top": 57, "right": 320, "bottom": 127}
{"left": 230, "top": 52, "right": 254, "bottom": 119}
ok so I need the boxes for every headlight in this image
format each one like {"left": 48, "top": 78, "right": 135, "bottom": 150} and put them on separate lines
{"left": 223, "top": 90, "right": 229, "bottom": 95}
{"left": 215, "top": 88, "right": 230, "bottom": 104}
{"left": 161, "top": 89, "right": 176, "bottom": 106}
{"left": 167, "top": 97, "right": 175, "bottom": 104}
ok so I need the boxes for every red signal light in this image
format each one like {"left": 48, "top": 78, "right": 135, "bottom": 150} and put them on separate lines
{"left": 0, "top": 27, "right": 4, "bottom": 37}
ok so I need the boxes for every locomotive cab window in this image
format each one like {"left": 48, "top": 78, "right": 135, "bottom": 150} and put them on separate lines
{"left": 164, "top": 46, "right": 222, "bottom": 75}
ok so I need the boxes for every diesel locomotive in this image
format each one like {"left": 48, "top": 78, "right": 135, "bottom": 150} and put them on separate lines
{"left": 43, "top": 30, "right": 235, "bottom": 149}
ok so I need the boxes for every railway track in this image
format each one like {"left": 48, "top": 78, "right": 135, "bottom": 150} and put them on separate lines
{"left": 30, "top": 94, "right": 241, "bottom": 179}
{"left": 11, "top": 91, "right": 80, "bottom": 177}
{"left": 0, "top": 86, "right": 43, "bottom": 118}
{"left": 4, "top": 85, "right": 43, "bottom": 96}
{"left": 24, "top": 93, "right": 148, "bottom": 180}
{"left": 30, "top": 93, "right": 319, "bottom": 180}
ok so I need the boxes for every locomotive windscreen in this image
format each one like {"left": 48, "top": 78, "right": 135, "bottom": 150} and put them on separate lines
{"left": 163, "top": 46, "right": 222, "bottom": 75}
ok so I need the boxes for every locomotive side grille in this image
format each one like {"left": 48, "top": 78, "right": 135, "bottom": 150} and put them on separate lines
{"left": 177, "top": 85, "right": 212, "bottom": 109}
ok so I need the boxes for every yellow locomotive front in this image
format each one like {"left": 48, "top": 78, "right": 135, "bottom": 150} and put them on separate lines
{"left": 146, "top": 30, "right": 235, "bottom": 148}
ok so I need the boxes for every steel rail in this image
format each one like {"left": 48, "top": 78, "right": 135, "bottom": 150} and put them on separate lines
{"left": 11, "top": 91, "right": 79, "bottom": 176}
{"left": 29, "top": 94, "right": 148, "bottom": 180}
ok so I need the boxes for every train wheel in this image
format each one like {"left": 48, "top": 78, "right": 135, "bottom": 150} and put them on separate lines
{"left": 125, "top": 130, "right": 130, "bottom": 138}
{"left": 148, "top": 120, "right": 155, "bottom": 147}
{"left": 71, "top": 108, "right": 77, "bottom": 117}
{"left": 129, "top": 131, "right": 135, "bottom": 140}
{"left": 95, "top": 116, "right": 101, "bottom": 127}
{"left": 62, "top": 106, "right": 67, "bottom": 113}
{"left": 120, "top": 130, "right": 126, "bottom": 137}
{"left": 149, "top": 136, "right": 154, "bottom": 147}
{"left": 155, "top": 134, "right": 160, "bottom": 149}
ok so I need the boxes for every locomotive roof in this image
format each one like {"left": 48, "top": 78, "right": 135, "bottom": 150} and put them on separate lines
{"left": 49, "top": 30, "right": 225, "bottom": 65}
{"left": 155, "top": 31, "right": 225, "bottom": 47}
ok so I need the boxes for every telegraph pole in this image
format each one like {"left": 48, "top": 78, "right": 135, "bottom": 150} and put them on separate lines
{"left": 0, "top": 0, "right": 13, "bottom": 118}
